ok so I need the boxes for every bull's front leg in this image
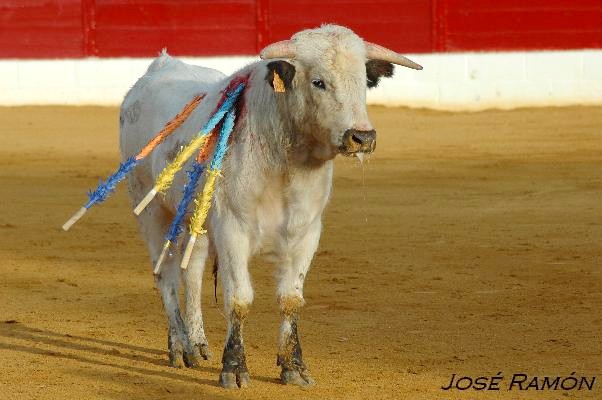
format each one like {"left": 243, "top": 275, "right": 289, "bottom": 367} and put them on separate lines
{"left": 213, "top": 215, "right": 253, "bottom": 389}
{"left": 276, "top": 218, "right": 321, "bottom": 386}
{"left": 220, "top": 302, "right": 250, "bottom": 388}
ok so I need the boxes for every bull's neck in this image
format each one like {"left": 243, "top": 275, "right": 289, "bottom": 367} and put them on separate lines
{"left": 241, "top": 82, "right": 332, "bottom": 172}
{"left": 260, "top": 122, "right": 332, "bottom": 172}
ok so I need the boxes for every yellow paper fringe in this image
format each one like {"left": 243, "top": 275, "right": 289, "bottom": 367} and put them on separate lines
{"left": 154, "top": 134, "right": 209, "bottom": 194}
{"left": 189, "top": 169, "right": 221, "bottom": 235}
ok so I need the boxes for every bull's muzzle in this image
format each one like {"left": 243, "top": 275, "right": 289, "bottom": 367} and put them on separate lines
{"left": 340, "top": 129, "right": 376, "bottom": 155}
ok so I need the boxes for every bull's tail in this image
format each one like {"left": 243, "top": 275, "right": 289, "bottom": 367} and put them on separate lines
{"left": 212, "top": 258, "right": 219, "bottom": 303}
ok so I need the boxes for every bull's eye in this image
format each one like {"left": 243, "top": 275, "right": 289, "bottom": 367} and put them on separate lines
{"left": 311, "top": 79, "right": 326, "bottom": 90}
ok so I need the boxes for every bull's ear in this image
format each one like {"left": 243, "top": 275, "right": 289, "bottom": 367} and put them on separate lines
{"left": 366, "top": 60, "right": 394, "bottom": 88}
{"left": 265, "top": 60, "right": 296, "bottom": 92}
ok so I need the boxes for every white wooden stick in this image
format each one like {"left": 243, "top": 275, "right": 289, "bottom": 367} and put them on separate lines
{"left": 153, "top": 242, "right": 170, "bottom": 275}
{"left": 62, "top": 207, "right": 87, "bottom": 231}
{"left": 180, "top": 234, "right": 197, "bottom": 270}
{"left": 134, "top": 188, "right": 157, "bottom": 215}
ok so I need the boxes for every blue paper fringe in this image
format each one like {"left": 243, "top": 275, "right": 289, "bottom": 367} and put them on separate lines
{"left": 163, "top": 83, "right": 242, "bottom": 245}
{"left": 200, "top": 83, "right": 245, "bottom": 136}
{"left": 85, "top": 156, "right": 137, "bottom": 209}
{"left": 210, "top": 108, "right": 236, "bottom": 170}
{"left": 165, "top": 162, "right": 205, "bottom": 243}
{"left": 78, "top": 82, "right": 245, "bottom": 217}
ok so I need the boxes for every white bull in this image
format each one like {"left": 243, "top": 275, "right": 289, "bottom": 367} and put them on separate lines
{"left": 120, "top": 24, "right": 421, "bottom": 388}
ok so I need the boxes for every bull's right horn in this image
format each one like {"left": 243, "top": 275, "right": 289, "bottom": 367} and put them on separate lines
{"left": 260, "top": 40, "right": 296, "bottom": 60}
{"left": 365, "top": 42, "right": 423, "bottom": 70}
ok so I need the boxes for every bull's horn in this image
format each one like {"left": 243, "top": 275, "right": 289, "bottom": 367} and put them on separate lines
{"left": 259, "top": 40, "right": 296, "bottom": 60}
{"left": 365, "top": 42, "right": 423, "bottom": 70}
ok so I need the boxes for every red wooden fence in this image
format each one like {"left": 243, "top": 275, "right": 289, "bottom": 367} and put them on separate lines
{"left": 0, "top": 0, "right": 600, "bottom": 58}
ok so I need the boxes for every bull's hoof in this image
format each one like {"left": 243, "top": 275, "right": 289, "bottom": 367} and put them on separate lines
{"left": 168, "top": 333, "right": 200, "bottom": 369}
{"left": 219, "top": 371, "right": 251, "bottom": 389}
{"left": 168, "top": 349, "right": 186, "bottom": 369}
{"left": 196, "top": 342, "right": 212, "bottom": 360}
{"left": 168, "top": 348, "right": 203, "bottom": 369}
{"left": 182, "top": 343, "right": 213, "bottom": 369}
{"left": 183, "top": 350, "right": 201, "bottom": 369}
{"left": 280, "top": 368, "right": 315, "bottom": 387}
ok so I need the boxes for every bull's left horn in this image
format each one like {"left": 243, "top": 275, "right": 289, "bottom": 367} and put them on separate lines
{"left": 365, "top": 42, "right": 423, "bottom": 70}
{"left": 260, "top": 40, "right": 296, "bottom": 60}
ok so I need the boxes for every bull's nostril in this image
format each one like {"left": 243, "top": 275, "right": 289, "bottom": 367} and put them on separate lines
{"left": 342, "top": 129, "right": 376, "bottom": 153}
{"left": 351, "top": 134, "right": 363, "bottom": 145}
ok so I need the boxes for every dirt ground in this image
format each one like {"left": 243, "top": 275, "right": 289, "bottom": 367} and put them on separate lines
{"left": 0, "top": 105, "right": 600, "bottom": 400}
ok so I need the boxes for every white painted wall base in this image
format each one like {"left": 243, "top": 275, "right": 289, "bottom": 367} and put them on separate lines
{"left": 0, "top": 50, "right": 600, "bottom": 110}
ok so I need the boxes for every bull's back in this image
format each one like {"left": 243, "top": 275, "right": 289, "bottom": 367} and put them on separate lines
{"left": 119, "top": 53, "right": 225, "bottom": 198}
{"left": 120, "top": 53, "right": 224, "bottom": 155}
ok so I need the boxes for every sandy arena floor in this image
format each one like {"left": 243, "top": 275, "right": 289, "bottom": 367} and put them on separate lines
{"left": 0, "top": 105, "right": 600, "bottom": 399}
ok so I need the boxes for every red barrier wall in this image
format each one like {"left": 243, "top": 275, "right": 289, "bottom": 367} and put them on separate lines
{"left": 259, "top": 0, "right": 433, "bottom": 54}
{"left": 433, "top": 0, "right": 602, "bottom": 52}
{"left": 0, "top": 0, "right": 84, "bottom": 58}
{"left": 1, "top": 0, "right": 600, "bottom": 58}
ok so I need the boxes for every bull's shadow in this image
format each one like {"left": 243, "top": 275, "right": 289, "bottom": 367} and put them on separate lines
{"left": 1, "top": 321, "right": 170, "bottom": 367}
{"left": 0, "top": 321, "right": 276, "bottom": 392}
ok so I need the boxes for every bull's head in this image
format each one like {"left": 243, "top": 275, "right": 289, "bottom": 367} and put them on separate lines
{"left": 260, "top": 25, "right": 422, "bottom": 161}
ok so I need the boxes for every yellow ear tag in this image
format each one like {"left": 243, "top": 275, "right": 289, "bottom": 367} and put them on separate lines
{"left": 273, "top": 71, "right": 286, "bottom": 93}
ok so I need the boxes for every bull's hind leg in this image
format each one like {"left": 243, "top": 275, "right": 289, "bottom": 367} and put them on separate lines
{"left": 133, "top": 197, "right": 196, "bottom": 368}
{"left": 214, "top": 216, "right": 253, "bottom": 389}
{"left": 275, "top": 219, "right": 321, "bottom": 386}
{"left": 157, "top": 261, "right": 198, "bottom": 368}
{"left": 183, "top": 234, "right": 212, "bottom": 362}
